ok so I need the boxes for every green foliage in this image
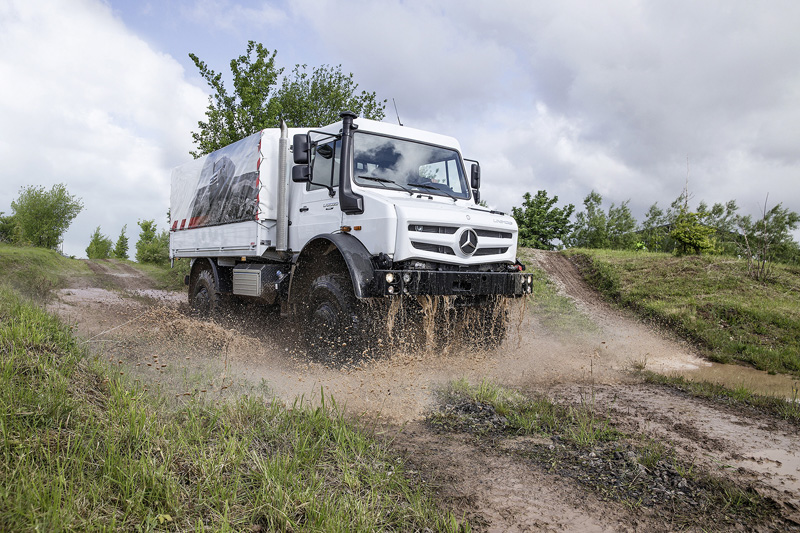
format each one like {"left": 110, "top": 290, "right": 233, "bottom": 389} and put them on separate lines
{"left": 568, "top": 191, "right": 637, "bottom": 250}
{"left": 275, "top": 63, "right": 386, "bottom": 128}
{"left": 85, "top": 226, "right": 113, "bottom": 259}
{"left": 0, "top": 212, "right": 16, "bottom": 243}
{"left": 135, "top": 219, "right": 169, "bottom": 265}
{"left": 9, "top": 184, "right": 83, "bottom": 249}
{"left": 112, "top": 224, "right": 129, "bottom": 259}
{"left": 699, "top": 199, "right": 740, "bottom": 254}
{"left": 190, "top": 41, "right": 386, "bottom": 156}
{"left": 736, "top": 201, "right": 800, "bottom": 280}
{"left": 569, "top": 191, "right": 608, "bottom": 249}
{"left": 639, "top": 203, "right": 669, "bottom": 252}
{"left": 670, "top": 208, "right": 715, "bottom": 255}
{"left": 511, "top": 190, "right": 575, "bottom": 250}
{"left": 607, "top": 201, "right": 637, "bottom": 250}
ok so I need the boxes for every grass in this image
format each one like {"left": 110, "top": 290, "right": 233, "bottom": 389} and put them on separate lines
{"left": 432, "top": 379, "right": 621, "bottom": 447}
{"left": 565, "top": 249, "right": 800, "bottom": 377}
{"left": 0, "top": 257, "right": 467, "bottom": 531}
{"left": 0, "top": 243, "right": 90, "bottom": 301}
{"left": 132, "top": 258, "right": 191, "bottom": 292}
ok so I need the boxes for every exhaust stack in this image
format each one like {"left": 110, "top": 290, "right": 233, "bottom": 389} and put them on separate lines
{"left": 276, "top": 119, "right": 289, "bottom": 252}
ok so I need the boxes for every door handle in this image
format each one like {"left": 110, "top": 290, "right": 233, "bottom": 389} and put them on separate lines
{"left": 299, "top": 206, "right": 309, "bottom": 212}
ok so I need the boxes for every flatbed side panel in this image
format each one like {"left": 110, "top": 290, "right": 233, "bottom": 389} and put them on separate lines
{"left": 170, "top": 221, "right": 264, "bottom": 258}
{"left": 170, "top": 132, "right": 262, "bottom": 232}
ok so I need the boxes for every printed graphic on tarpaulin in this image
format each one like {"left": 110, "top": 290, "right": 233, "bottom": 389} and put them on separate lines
{"left": 181, "top": 132, "right": 261, "bottom": 229}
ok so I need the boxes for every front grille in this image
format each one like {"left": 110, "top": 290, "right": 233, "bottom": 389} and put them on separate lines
{"left": 474, "top": 247, "right": 509, "bottom": 256}
{"left": 411, "top": 241, "right": 455, "bottom": 255}
{"left": 408, "top": 224, "right": 458, "bottom": 234}
{"left": 475, "top": 229, "right": 512, "bottom": 239}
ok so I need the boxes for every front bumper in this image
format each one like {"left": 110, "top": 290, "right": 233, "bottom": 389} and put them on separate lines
{"left": 372, "top": 269, "right": 533, "bottom": 297}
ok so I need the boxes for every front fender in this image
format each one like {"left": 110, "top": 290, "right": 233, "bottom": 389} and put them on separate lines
{"left": 294, "top": 233, "right": 375, "bottom": 299}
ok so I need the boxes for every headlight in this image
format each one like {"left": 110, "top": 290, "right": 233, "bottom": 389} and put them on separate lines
{"left": 385, "top": 273, "right": 395, "bottom": 283}
{"left": 402, "top": 273, "right": 411, "bottom": 283}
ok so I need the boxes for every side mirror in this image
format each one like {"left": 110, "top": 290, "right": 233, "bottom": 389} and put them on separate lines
{"left": 292, "top": 164, "right": 310, "bottom": 183}
{"left": 292, "top": 134, "right": 310, "bottom": 164}
{"left": 470, "top": 163, "right": 481, "bottom": 189}
{"left": 473, "top": 189, "right": 481, "bottom": 205}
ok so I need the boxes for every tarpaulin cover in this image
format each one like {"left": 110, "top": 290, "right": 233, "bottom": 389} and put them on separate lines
{"left": 171, "top": 131, "right": 261, "bottom": 230}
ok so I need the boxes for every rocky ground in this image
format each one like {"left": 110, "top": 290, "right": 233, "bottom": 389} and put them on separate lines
{"left": 48, "top": 255, "right": 800, "bottom": 532}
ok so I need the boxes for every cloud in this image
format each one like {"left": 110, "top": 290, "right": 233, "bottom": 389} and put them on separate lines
{"left": 298, "top": 0, "right": 800, "bottom": 223}
{"left": 0, "top": 0, "right": 207, "bottom": 257}
{"left": 182, "top": 0, "right": 287, "bottom": 33}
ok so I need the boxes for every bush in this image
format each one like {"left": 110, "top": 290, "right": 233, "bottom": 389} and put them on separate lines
{"left": 85, "top": 226, "right": 113, "bottom": 259}
{"left": 10, "top": 184, "right": 83, "bottom": 249}
{"left": 135, "top": 220, "right": 169, "bottom": 265}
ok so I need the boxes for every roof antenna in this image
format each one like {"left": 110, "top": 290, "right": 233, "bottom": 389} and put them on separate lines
{"left": 392, "top": 98, "right": 403, "bottom": 126}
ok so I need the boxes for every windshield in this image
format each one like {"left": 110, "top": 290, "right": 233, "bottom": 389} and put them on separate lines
{"left": 352, "top": 132, "right": 470, "bottom": 200}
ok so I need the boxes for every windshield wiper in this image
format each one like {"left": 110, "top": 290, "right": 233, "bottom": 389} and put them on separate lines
{"left": 409, "top": 182, "right": 459, "bottom": 202}
{"left": 358, "top": 175, "right": 417, "bottom": 196}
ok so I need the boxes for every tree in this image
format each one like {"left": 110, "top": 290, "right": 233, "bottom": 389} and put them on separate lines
{"left": 10, "top": 184, "right": 83, "bottom": 249}
{"left": 698, "top": 199, "right": 739, "bottom": 254}
{"left": 190, "top": 41, "right": 386, "bottom": 156}
{"left": 0, "top": 212, "right": 16, "bottom": 243}
{"left": 670, "top": 207, "right": 715, "bottom": 255}
{"left": 639, "top": 203, "right": 669, "bottom": 252}
{"left": 275, "top": 64, "right": 386, "bottom": 128}
{"left": 736, "top": 199, "right": 800, "bottom": 280}
{"left": 113, "top": 225, "right": 129, "bottom": 259}
{"left": 607, "top": 200, "right": 637, "bottom": 250}
{"left": 86, "top": 226, "right": 113, "bottom": 259}
{"left": 511, "top": 190, "right": 574, "bottom": 250}
{"left": 569, "top": 191, "right": 608, "bottom": 249}
{"left": 135, "top": 220, "right": 169, "bottom": 265}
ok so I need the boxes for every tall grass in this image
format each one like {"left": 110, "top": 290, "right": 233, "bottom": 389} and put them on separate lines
{"left": 567, "top": 249, "right": 800, "bottom": 376}
{"left": 0, "top": 284, "right": 466, "bottom": 531}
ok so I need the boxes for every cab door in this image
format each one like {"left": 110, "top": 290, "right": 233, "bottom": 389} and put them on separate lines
{"left": 289, "top": 140, "right": 342, "bottom": 251}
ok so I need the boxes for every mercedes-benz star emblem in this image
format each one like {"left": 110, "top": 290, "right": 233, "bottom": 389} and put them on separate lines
{"left": 459, "top": 229, "right": 478, "bottom": 255}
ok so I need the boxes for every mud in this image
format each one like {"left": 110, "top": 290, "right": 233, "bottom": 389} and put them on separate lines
{"left": 49, "top": 256, "right": 800, "bottom": 531}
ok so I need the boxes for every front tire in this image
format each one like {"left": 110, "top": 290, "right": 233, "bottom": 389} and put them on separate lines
{"left": 303, "top": 273, "right": 367, "bottom": 362}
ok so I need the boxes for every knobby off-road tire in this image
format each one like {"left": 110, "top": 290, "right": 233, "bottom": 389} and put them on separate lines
{"left": 302, "top": 273, "right": 374, "bottom": 363}
{"left": 190, "top": 268, "right": 222, "bottom": 317}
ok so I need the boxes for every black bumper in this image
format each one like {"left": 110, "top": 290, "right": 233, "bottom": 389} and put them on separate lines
{"left": 371, "top": 270, "right": 532, "bottom": 297}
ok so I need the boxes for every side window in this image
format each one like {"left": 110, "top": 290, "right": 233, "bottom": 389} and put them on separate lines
{"left": 447, "top": 159, "right": 465, "bottom": 193}
{"left": 308, "top": 140, "right": 340, "bottom": 192}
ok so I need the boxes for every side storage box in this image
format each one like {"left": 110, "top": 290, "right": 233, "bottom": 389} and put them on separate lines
{"left": 232, "top": 264, "right": 283, "bottom": 303}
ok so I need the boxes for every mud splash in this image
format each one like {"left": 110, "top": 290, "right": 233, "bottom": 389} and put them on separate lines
{"left": 375, "top": 294, "right": 524, "bottom": 356}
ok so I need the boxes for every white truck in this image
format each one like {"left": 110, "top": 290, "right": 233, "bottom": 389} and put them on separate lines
{"left": 170, "top": 112, "right": 532, "bottom": 358}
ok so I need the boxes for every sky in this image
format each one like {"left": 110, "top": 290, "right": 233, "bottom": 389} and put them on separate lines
{"left": 1, "top": 0, "right": 799, "bottom": 258}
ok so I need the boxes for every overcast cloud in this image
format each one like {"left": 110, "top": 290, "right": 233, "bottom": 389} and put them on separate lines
{"left": 1, "top": 0, "right": 799, "bottom": 258}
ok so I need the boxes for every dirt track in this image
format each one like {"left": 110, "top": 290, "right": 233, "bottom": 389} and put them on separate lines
{"left": 50, "top": 255, "right": 800, "bottom": 531}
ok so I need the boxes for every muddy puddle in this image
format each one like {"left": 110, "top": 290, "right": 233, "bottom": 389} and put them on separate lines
{"left": 668, "top": 361, "right": 800, "bottom": 399}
